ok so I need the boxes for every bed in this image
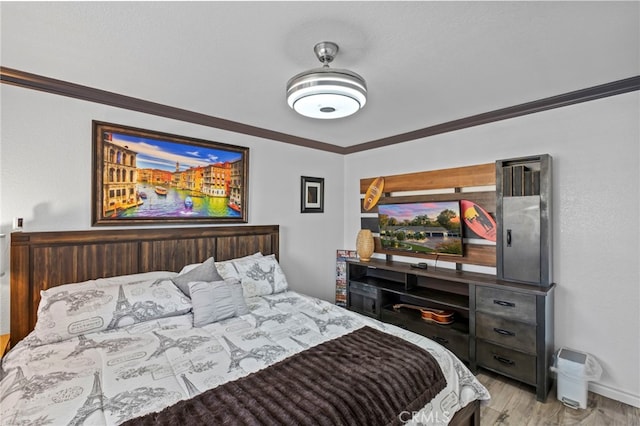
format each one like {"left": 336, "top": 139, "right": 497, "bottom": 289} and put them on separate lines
{"left": 1, "top": 225, "right": 489, "bottom": 425}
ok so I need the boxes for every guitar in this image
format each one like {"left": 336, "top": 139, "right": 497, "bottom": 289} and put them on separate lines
{"left": 392, "top": 304, "right": 455, "bottom": 325}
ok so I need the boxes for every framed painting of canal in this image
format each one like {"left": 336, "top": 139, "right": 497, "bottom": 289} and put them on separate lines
{"left": 92, "top": 121, "right": 249, "bottom": 225}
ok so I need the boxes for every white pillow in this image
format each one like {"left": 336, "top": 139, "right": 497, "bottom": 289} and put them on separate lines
{"left": 217, "top": 254, "right": 288, "bottom": 298}
{"left": 178, "top": 252, "right": 263, "bottom": 274}
{"left": 95, "top": 271, "right": 178, "bottom": 287}
{"left": 32, "top": 278, "right": 191, "bottom": 346}
{"left": 179, "top": 263, "right": 203, "bottom": 275}
{"left": 188, "top": 278, "right": 249, "bottom": 327}
{"left": 214, "top": 252, "right": 264, "bottom": 284}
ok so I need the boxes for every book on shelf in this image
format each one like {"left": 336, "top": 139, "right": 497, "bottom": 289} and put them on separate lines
{"left": 502, "top": 166, "right": 513, "bottom": 197}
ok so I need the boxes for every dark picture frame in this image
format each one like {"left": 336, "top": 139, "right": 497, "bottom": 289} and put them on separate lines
{"left": 92, "top": 121, "right": 249, "bottom": 225}
{"left": 300, "top": 176, "right": 324, "bottom": 213}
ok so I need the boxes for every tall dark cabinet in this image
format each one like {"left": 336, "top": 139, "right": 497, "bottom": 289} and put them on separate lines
{"left": 496, "top": 154, "right": 552, "bottom": 286}
{"left": 489, "top": 153, "right": 554, "bottom": 401}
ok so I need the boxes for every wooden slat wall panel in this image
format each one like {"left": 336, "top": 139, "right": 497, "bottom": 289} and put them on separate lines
{"left": 373, "top": 239, "right": 496, "bottom": 267}
{"left": 456, "top": 244, "right": 496, "bottom": 267}
{"left": 361, "top": 163, "right": 497, "bottom": 268}
{"left": 360, "top": 163, "right": 495, "bottom": 193}
{"left": 362, "top": 191, "right": 497, "bottom": 216}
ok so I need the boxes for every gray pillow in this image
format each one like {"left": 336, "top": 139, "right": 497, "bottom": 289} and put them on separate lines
{"left": 172, "top": 257, "right": 222, "bottom": 296}
{"left": 188, "top": 278, "right": 249, "bottom": 327}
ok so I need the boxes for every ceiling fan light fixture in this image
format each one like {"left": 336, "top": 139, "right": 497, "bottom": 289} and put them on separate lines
{"left": 286, "top": 42, "right": 367, "bottom": 119}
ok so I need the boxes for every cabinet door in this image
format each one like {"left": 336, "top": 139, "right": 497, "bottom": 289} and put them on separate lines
{"left": 348, "top": 282, "right": 378, "bottom": 317}
{"left": 502, "top": 196, "right": 540, "bottom": 283}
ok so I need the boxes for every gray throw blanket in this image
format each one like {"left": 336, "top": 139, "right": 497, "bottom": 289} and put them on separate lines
{"left": 123, "top": 326, "right": 447, "bottom": 426}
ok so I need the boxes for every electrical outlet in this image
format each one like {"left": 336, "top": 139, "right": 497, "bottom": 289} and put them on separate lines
{"left": 13, "top": 217, "right": 24, "bottom": 230}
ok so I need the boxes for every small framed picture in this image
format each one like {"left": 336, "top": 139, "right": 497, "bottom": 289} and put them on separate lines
{"left": 301, "top": 176, "right": 324, "bottom": 213}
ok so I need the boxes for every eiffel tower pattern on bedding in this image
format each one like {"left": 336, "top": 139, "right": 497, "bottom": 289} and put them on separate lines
{"left": 1, "top": 290, "right": 490, "bottom": 425}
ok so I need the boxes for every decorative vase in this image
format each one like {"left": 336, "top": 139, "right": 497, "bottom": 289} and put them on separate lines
{"left": 356, "top": 229, "right": 374, "bottom": 262}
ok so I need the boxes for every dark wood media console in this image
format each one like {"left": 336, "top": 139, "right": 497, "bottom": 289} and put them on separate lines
{"left": 353, "top": 156, "right": 555, "bottom": 402}
{"left": 346, "top": 258, "right": 554, "bottom": 402}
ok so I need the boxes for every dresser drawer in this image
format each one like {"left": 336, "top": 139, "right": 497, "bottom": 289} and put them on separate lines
{"left": 381, "top": 308, "right": 469, "bottom": 361}
{"left": 476, "top": 312, "right": 536, "bottom": 354}
{"left": 477, "top": 340, "right": 537, "bottom": 385}
{"left": 476, "top": 286, "right": 536, "bottom": 323}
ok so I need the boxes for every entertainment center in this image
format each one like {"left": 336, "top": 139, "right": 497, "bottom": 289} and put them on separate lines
{"left": 347, "top": 155, "right": 554, "bottom": 402}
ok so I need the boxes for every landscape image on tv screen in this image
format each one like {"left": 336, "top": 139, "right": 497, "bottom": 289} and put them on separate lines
{"left": 378, "top": 201, "right": 463, "bottom": 256}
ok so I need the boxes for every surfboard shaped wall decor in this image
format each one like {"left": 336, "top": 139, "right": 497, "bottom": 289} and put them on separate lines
{"left": 461, "top": 199, "right": 497, "bottom": 242}
{"left": 363, "top": 176, "right": 385, "bottom": 211}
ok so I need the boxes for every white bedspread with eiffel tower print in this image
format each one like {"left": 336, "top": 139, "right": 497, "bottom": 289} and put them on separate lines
{"left": 0, "top": 291, "right": 489, "bottom": 425}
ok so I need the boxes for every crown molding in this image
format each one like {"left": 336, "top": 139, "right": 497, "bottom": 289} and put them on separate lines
{"left": 0, "top": 66, "right": 343, "bottom": 154}
{"left": 2, "top": 66, "right": 638, "bottom": 155}
{"left": 343, "top": 75, "right": 640, "bottom": 154}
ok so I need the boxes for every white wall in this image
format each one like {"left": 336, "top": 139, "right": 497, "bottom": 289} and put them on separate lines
{"left": 0, "top": 84, "right": 345, "bottom": 333}
{"left": 344, "top": 92, "right": 640, "bottom": 407}
{"left": 2, "top": 83, "right": 638, "bottom": 408}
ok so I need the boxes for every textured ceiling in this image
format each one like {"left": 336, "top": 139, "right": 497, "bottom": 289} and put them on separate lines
{"left": 1, "top": 1, "right": 638, "bottom": 148}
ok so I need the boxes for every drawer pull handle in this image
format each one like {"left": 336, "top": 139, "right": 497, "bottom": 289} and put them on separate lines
{"left": 493, "top": 355, "right": 515, "bottom": 366}
{"left": 493, "top": 328, "right": 515, "bottom": 336}
{"left": 432, "top": 336, "right": 449, "bottom": 345}
{"left": 494, "top": 300, "right": 515, "bottom": 308}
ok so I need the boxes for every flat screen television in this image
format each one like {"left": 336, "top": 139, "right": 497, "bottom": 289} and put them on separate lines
{"left": 378, "top": 201, "right": 463, "bottom": 256}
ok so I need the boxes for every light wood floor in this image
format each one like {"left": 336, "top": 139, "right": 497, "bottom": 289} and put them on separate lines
{"left": 475, "top": 370, "right": 640, "bottom": 425}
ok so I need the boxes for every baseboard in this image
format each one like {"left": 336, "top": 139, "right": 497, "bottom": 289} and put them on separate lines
{"left": 589, "top": 382, "right": 640, "bottom": 408}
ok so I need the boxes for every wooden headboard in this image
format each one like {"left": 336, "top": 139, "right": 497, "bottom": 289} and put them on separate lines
{"left": 10, "top": 225, "right": 279, "bottom": 345}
